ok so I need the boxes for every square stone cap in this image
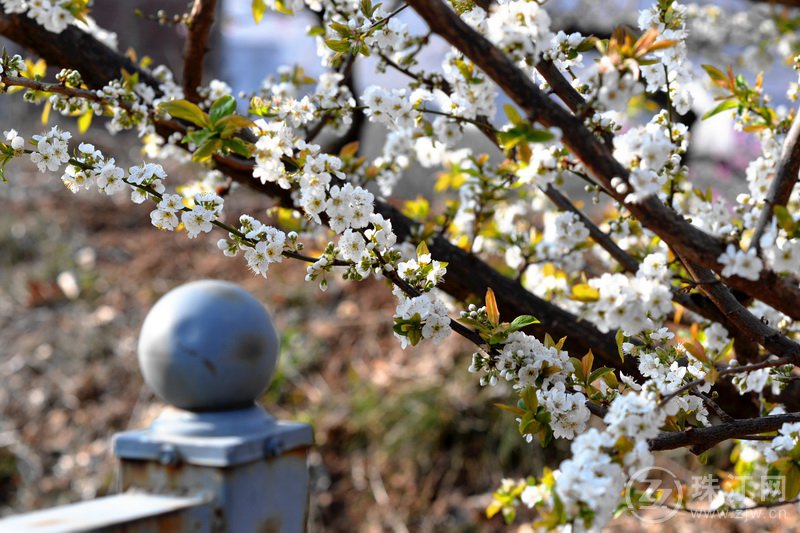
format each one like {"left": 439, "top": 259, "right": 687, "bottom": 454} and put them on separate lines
{"left": 113, "top": 406, "right": 313, "bottom": 467}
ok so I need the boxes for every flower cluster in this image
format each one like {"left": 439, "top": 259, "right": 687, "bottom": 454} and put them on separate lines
{"left": 585, "top": 267, "right": 673, "bottom": 335}
{"left": 728, "top": 357, "right": 791, "bottom": 396}
{"left": 217, "top": 215, "right": 292, "bottom": 277}
{"left": 638, "top": 1, "right": 694, "bottom": 115}
{"left": 30, "top": 126, "right": 71, "bottom": 172}
{"left": 362, "top": 86, "right": 415, "bottom": 132}
{"left": 1, "top": 0, "right": 77, "bottom": 33}
{"left": 613, "top": 113, "right": 685, "bottom": 203}
{"left": 3, "top": 129, "right": 24, "bottom": 153}
{"left": 486, "top": 0, "right": 553, "bottom": 68}
{"left": 522, "top": 417, "right": 655, "bottom": 530}
{"left": 7, "top": 1, "right": 800, "bottom": 530}
{"left": 718, "top": 244, "right": 763, "bottom": 281}
{"left": 393, "top": 292, "right": 451, "bottom": 348}
{"left": 764, "top": 422, "right": 800, "bottom": 464}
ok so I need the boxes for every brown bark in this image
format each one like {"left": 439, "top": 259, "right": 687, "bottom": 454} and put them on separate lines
{"left": 182, "top": 0, "right": 218, "bottom": 103}
{"left": 406, "top": 0, "right": 800, "bottom": 321}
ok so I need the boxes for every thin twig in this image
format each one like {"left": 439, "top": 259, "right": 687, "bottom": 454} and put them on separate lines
{"left": 665, "top": 496, "right": 800, "bottom": 514}
{"left": 658, "top": 355, "right": 794, "bottom": 407}
{"left": 694, "top": 389, "right": 734, "bottom": 423}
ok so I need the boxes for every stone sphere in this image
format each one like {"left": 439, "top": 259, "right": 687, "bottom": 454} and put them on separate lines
{"left": 138, "top": 280, "right": 279, "bottom": 411}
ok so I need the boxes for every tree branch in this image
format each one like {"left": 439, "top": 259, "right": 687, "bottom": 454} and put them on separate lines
{"left": 406, "top": 0, "right": 800, "bottom": 321}
{"left": 751, "top": 106, "right": 800, "bottom": 250}
{"left": 182, "top": 0, "right": 217, "bottom": 103}
{"left": 0, "top": 13, "right": 158, "bottom": 88}
{"left": 678, "top": 255, "right": 800, "bottom": 364}
{"left": 649, "top": 412, "right": 800, "bottom": 454}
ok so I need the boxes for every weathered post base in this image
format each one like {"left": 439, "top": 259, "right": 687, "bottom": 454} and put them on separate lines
{"left": 113, "top": 405, "right": 313, "bottom": 533}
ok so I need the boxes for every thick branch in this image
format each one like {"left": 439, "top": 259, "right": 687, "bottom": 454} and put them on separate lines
{"left": 182, "top": 0, "right": 218, "bottom": 103}
{"left": 407, "top": 0, "right": 800, "bottom": 321}
{"left": 0, "top": 13, "right": 157, "bottom": 88}
{"left": 535, "top": 59, "right": 587, "bottom": 117}
{"left": 649, "top": 412, "right": 800, "bottom": 454}
{"left": 752, "top": 106, "right": 800, "bottom": 249}
{"left": 679, "top": 255, "right": 800, "bottom": 363}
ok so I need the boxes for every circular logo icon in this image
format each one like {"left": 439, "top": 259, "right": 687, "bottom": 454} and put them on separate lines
{"left": 625, "top": 466, "right": 683, "bottom": 524}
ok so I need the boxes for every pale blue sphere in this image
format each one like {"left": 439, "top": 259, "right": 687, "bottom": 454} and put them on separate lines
{"left": 138, "top": 280, "right": 279, "bottom": 411}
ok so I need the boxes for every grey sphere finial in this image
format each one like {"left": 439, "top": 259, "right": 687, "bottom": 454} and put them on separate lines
{"left": 138, "top": 280, "right": 279, "bottom": 411}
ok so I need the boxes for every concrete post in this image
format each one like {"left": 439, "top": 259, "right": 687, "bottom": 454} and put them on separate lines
{"left": 112, "top": 280, "right": 313, "bottom": 533}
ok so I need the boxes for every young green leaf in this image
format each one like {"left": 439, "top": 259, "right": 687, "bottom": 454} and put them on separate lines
{"left": 209, "top": 95, "right": 237, "bottom": 124}
{"left": 701, "top": 99, "right": 738, "bottom": 120}
{"left": 159, "top": 100, "right": 209, "bottom": 128}
{"left": 508, "top": 315, "right": 540, "bottom": 332}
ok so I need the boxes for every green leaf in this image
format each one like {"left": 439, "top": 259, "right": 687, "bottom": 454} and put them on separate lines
{"left": 523, "top": 129, "right": 555, "bottom": 143}
{"left": 252, "top": 0, "right": 266, "bottom": 23}
{"left": 520, "top": 386, "right": 538, "bottom": 411}
{"left": 159, "top": 99, "right": 209, "bottom": 127}
{"left": 702, "top": 99, "right": 738, "bottom": 120}
{"left": 508, "top": 315, "right": 540, "bottom": 332}
{"left": 360, "top": 0, "right": 375, "bottom": 18}
{"left": 575, "top": 36, "right": 598, "bottom": 52}
{"left": 325, "top": 39, "right": 352, "bottom": 53}
{"left": 519, "top": 412, "right": 540, "bottom": 435}
{"left": 786, "top": 464, "right": 800, "bottom": 499}
{"left": 570, "top": 357, "right": 585, "bottom": 381}
{"left": 494, "top": 402, "right": 526, "bottom": 416}
{"left": 274, "top": 0, "right": 294, "bottom": 14}
{"left": 487, "top": 332, "right": 508, "bottom": 345}
{"left": 209, "top": 95, "right": 237, "bottom": 124}
{"left": 215, "top": 114, "right": 256, "bottom": 137}
{"left": 498, "top": 125, "right": 554, "bottom": 152}
{"left": 185, "top": 129, "right": 215, "bottom": 147}
{"left": 774, "top": 205, "right": 796, "bottom": 234}
{"left": 501, "top": 506, "right": 516, "bottom": 525}
{"left": 329, "top": 21, "right": 352, "bottom": 37}
{"left": 588, "top": 367, "right": 614, "bottom": 384}
{"left": 503, "top": 103, "right": 524, "bottom": 127}
{"left": 192, "top": 138, "right": 223, "bottom": 162}
{"left": 497, "top": 129, "right": 525, "bottom": 151}
{"left": 222, "top": 138, "right": 251, "bottom": 158}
